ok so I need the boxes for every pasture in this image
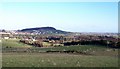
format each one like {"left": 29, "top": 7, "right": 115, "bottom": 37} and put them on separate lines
{"left": 1, "top": 39, "right": 119, "bottom": 67}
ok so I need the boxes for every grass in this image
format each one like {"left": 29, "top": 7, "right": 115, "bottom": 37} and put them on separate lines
{"left": 2, "top": 53, "right": 118, "bottom": 67}
{"left": 2, "top": 39, "right": 32, "bottom": 48}
{"left": 1, "top": 39, "right": 119, "bottom": 67}
{"left": 31, "top": 45, "right": 107, "bottom": 52}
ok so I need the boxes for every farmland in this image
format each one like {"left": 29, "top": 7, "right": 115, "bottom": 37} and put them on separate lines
{"left": 1, "top": 39, "right": 119, "bottom": 67}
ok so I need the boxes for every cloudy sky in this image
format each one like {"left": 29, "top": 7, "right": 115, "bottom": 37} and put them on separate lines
{"left": 0, "top": 2, "right": 118, "bottom": 33}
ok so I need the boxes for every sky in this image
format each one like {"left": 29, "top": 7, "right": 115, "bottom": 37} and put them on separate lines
{"left": 0, "top": 2, "right": 118, "bottom": 33}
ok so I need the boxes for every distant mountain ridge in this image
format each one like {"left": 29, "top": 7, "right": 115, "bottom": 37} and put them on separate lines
{"left": 21, "top": 27, "right": 56, "bottom": 31}
{"left": 19, "top": 27, "right": 71, "bottom": 34}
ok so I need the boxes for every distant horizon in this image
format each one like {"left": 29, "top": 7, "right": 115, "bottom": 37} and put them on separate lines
{"left": 1, "top": 26, "right": 118, "bottom": 33}
{"left": 0, "top": 2, "right": 118, "bottom": 33}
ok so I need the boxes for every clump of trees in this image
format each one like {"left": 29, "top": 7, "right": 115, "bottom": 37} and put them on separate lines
{"left": 20, "top": 40, "right": 43, "bottom": 47}
{"left": 64, "top": 40, "right": 120, "bottom": 48}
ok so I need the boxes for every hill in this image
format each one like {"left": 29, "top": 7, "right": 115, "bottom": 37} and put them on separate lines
{"left": 18, "top": 27, "right": 71, "bottom": 34}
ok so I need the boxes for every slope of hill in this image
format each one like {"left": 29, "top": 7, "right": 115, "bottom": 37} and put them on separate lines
{"left": 19, "top": 27, "right": 71, "bottom": 34}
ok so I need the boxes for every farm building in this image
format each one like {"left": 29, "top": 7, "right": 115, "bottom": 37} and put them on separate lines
{"left": 0, "top": 32, "right": 11, "bottom": 39}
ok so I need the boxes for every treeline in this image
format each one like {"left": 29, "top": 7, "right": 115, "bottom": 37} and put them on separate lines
{"left": 19, "top": 38, "right": 120, "bottom": 48}
{"left": 64, "top": 40, "right": 120, "bottom": 48}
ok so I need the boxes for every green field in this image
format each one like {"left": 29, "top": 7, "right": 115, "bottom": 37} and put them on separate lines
{"left": 1, "top": 39, "right": 119, "bottom": 67}
{"left": 2, "top": 39, "right": 32, "bottom": 48}
{"left": 2, "top": 53, "right": 118, "bottom": 67}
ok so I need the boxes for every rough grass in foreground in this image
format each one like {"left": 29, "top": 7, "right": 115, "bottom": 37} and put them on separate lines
{"left": 2, "top": 53, "right": 118, "bottom": 67}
